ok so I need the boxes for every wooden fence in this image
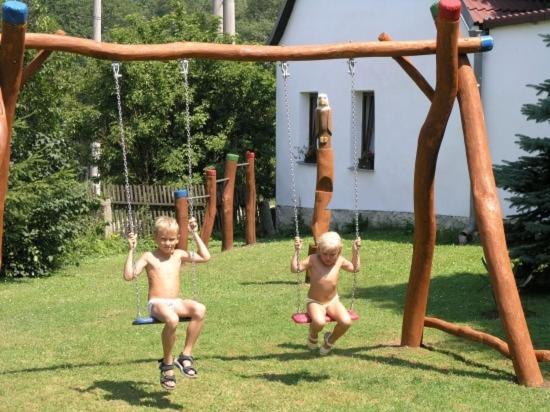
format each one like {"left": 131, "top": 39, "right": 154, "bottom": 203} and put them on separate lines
{"left": 102, "top": 181, "right": 250, "bottom": 237}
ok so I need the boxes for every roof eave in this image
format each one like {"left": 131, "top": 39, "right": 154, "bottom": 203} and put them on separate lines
{"left": 481, "top": 10, "right": 550, "bottom": 29}
{"left": 267, "top": 0, "right": 296, "bottom": 45}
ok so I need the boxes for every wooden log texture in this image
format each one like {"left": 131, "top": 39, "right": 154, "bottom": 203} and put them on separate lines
{"left": 457, "top": 55, "right": 544, "bottom": 386}
{"left": 425, "top": 317, "right": 550, "bottom": 363}
{"left": 174, "top": 190, "right": 189, "bottom": 251}
{"left": 200, "top": 169, "right": 217, "bottom": 246}
{"left": 311, "top": 96, "right": 333, "bottom": 243}
{"left": 18, "top": 33, "right": 490, "bottom": 62}
{"left": 222, "top": 154, "right": 238, "bottom": 251}
{"left": 312, "top": 190, "right": 332, "bottom": 242}
{"left": 0, "top": 3, "right": 27, "bottom": 266}
{"left": 378, "top": 32, "right": 435, "bottom": 101}
{"left": 245, "top": 151, "right": 256, "bottom": 245}
{"left": 380, "top": 23, "right": 543, "bottom": 385}
{"left": 401, "top": 3, "right": 460, "bottom": 347}
{"left": 22, "top": 30, "right": 66, "bottom": 85}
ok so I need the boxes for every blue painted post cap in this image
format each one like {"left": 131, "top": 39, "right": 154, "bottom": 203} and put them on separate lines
{"left": 479, "top": 36, "right": 494, "bottom": 52}
{"left": 174, "top": 189, "right": 188, "bottom": 199}
{"left": 3, "top": 1, "right": 28, "bottom": 25}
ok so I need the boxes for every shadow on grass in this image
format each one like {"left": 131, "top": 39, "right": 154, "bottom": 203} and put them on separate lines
{"left": 242, "top": 370, "right": 330, "bottom": 385}
{"left": 74, "top": 380, "right": 183, "bottom": 410}
{"left": 211, "top": 342, "right": 514, "bottom": 384}
{"left": 353, "top": 271, "right": 539, "bottom": 326}
{"left": 239, "top": 280, "right": 297, "bottom": 286}
{"left": 0, "top": 358, "right": 157, "bottom": 376}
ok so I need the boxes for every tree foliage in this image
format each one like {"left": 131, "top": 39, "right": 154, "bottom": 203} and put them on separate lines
{"left": 494, "top": 34, "right": 550, "bottom": 289}
{"left": 2, "top": 11, "right": 99, "bottom": 277}
{"left": 88, "top": 2, "right": 276, "bottom": 196}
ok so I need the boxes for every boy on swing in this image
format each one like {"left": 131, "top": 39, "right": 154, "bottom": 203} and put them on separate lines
{"left": 291, "top": 232, "right": 361, "bottom": 355}
{"left": 124, "top": 216, "right": 210, "bottom": 390}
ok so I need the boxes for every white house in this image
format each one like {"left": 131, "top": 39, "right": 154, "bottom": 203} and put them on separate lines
{"left": 270, "top": 0, "right": 550, "bottom": 231}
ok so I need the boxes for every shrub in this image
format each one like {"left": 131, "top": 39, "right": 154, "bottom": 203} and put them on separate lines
{"left": 1, "top": 154, "right": 99, "bottom": 277}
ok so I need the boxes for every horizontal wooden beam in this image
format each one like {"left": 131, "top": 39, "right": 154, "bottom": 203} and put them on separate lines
{"left": 16, "top": 33, "right": 493, "bottom": 62}
{"left": 425, "top": 317, "right": 550, "bottom": 362}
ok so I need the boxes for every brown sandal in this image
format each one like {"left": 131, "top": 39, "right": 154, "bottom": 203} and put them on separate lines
{"left": 158, "top": 360, "right": 177, "bottom": 390}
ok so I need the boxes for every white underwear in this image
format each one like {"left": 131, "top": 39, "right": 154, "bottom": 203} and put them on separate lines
{"left": 306, "top": 294, "right": 339, "bottom": 309}
{"left": 147, "top": 298, "right": 181, "bottom": 316}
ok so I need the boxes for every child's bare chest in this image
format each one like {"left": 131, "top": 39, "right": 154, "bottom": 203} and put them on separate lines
{"left": 309, "top": 261, "right": 340, "bottom": 284}
{"left": 147, "top": 256, "right": 181, "bottom": 277}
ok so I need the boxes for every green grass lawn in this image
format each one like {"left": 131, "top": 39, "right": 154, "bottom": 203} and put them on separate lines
{"left": 1, "top": 231, "right": 549, "bottom": 411}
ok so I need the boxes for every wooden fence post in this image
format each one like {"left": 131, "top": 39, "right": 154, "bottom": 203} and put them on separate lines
{"left": 245, "top": 151, "right": 256, "bottom": 245}
{"left": 102, "top": 198, "right": 113, "bottom": 238}
{"left": 174, "top": 189, "right": 189, "bottom": 250}
{"left": 222, "top": 153, "right": 238, "bottom": 251}
{"left": 201, "top": 168, "right": 217, "bottom": 246}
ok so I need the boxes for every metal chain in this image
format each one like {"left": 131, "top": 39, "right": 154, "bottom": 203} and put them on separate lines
{"left": 280, "top": 62, "right": 303, "bottom": 313}
{"left": 180, "top": 59, "right": 198, "bottom": 300}
{"left": 348, "top": 58, "right": 359, "bottom": 310}
{"left": 112, "top": 62, "right": 142, "bottom": 318}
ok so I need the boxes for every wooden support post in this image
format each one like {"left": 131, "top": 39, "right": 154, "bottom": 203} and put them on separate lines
{"left": 221, "top": 153, "right": 238, "bottom": 251}
{"left": 174, "top": 189, "right": 189, "bottom": 250}
{"left": 0, "top": 1, "right": 28, "bottom": 266}
{"left": 378, "top": 32, "right": 435, "bottom": 101}
{"left": 244, "top": 151, "right": 256, "bottom": 245}
{"left": 22, "top": 30, "right": 65, "bottom": 86}
{"left": 401, "top": 0, "right": 460, "bottom": 347}
{"left": 200, "top": 168, "right": 217, "bottom": 246}
{"left": 457, "top": 55, "right": 544, "bottom": 386}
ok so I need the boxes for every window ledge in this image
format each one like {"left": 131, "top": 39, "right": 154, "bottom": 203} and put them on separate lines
{"left": 348, "top": 166, "right": 375, "bottom": 172}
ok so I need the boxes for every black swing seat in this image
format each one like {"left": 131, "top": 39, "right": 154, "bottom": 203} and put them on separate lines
{"left": 132, "top": 316, "right": 191, "bottom": 326}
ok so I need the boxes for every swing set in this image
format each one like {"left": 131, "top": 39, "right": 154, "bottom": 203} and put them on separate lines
{"left": 0, "top": 0, "right": 548, "bottom": 387}
{"left": 282, "top": 60, "right": 361, "bottom": 325}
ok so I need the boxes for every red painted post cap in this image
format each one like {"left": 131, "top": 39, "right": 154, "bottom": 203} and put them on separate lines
{"left": 246, "top": 151, "right": 255, "bottom": 159}
{"left": 439, "top": 0, "right": 461, "bottom": 21}
{"left": 205, "top": 168, "right": 216, "bottom": 176}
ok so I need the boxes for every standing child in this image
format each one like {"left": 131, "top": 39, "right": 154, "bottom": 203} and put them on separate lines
{"left": 291, "top": 232, "right": 361, "bottom": 355}
{"left": 124, "top": 216, "right": 210, "bottom": 390}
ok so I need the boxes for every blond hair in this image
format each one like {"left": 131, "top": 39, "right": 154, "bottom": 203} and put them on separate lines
{"left": 154, "top": 216, "right": 179, "bottom": 235}
{"left": 317, "top": 231, "right": 342, "bottom": 252}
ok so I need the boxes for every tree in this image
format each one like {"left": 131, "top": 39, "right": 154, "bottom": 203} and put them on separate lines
{"left": 494, "top": 34, "right": 550, "bottom": 289}
{"left": 88, "top": 2, "right": 276, "bottom": 197}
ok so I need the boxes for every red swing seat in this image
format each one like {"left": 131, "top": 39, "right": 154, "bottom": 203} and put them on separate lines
{"left": 291, "top": 308, "right": 359, "bottom": 324}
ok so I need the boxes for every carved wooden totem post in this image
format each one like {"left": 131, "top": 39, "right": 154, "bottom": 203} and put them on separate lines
{"left": 308, "top": 93, "right": 334, "bottom": 264}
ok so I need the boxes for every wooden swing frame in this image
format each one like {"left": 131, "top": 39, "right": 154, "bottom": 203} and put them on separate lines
{"left": 0, "top": 0, "right": 547, "bottom": 386}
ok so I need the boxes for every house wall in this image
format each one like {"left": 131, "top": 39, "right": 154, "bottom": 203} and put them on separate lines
{"left": 275, "top": 0, "right": 550, "bottom": 228}
{"left": 481, "top": 22, "right": 550, "bottom": 216}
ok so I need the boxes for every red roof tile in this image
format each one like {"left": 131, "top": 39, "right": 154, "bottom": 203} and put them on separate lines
{"left": 463, "top": 0, "right": 550, "bottom": 28}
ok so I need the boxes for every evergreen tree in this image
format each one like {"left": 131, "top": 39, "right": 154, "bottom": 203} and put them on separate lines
{"left": 494, "top": 34, "right": 550, "bottom": 289}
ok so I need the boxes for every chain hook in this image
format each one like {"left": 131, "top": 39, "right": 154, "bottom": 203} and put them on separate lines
{"left": 280, "top": 61, "right": 290, "bottom": 80}
{"left": 347, "top": 58, "right": 356, "bottom": 76}
{"left": 112, "top": 62, "right": 122, "bottom": 79}
{"left": 180, "top": 59, "right": 189, "bottom": 75}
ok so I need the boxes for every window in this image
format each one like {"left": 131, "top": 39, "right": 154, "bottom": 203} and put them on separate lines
{"left": 356, "top": 92, "right": 375, "bottom": 170}
{"left": 303, "top": 92, "right": 318, "bottom": 163}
